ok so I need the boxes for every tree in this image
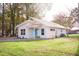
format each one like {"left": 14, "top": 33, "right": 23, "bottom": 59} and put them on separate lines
{"left": 22, "top": 3, "right": 52, "bottom": 20}
{"left": 9, "top": 3, "right": 16, "bottom": 36}
{"left": 53, "top": 12, "right": 73, "bottom": 28}
{"left": 2, "top": 3, "right": 6, "bottom": 37}
{"left": 0, "top": 3, "right": 52, "bottom": 37}
{"left": 3, "top": 3, "right": 23, "bottom": 36}
{"left": 70, "top": 6, "right": 79, "bottom": 23}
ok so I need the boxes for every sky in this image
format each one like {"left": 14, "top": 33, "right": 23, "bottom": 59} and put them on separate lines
{"left": 0, "top": 0, "right": 79, "bottom": 22}
{"left": 43, "top": 0, "right": 79, "bottom": 21}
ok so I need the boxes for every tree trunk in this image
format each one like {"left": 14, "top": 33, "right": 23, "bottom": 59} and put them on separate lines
{"left": 25, "top": 3, "right": 30, "bottom": 20}
{"left": 10, "top": 3, "right": 15, "bottom": 36}
{"left": 2, "top": 3, "right": 6, "bottom": 37}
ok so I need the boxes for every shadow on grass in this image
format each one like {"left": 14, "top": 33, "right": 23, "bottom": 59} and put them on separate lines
{"left": 16, "top": 39, "right": 48, "bottom": 42}
{"left": 65, "top": 34, "right": 79, "bottom": 56}
{"left": 75, "top": 38, "right": 79, "bottom": 56}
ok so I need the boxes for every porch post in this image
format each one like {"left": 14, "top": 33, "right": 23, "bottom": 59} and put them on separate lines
{"left": 34, "top": 28, "right": 35, "bottom": 40}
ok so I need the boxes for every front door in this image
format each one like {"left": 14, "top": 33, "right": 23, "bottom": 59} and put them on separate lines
{"left": 31, "top": 29, "right": 40, "bottom": 38}
{"left": 35, "top": 29, "right": 40, "bottom": 38}
{"left": 31, "top": 29, "right": 35, "bottom": 38}
{"left": 35, "top": 29, "right": 38, "bottom": 37}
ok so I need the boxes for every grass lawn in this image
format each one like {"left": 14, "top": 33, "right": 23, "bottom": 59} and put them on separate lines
{"left": 66, "top": 34, "right": 79, "bottom": 38}
{"left": 0, "top": 34, "right": 79, "bottom": 56}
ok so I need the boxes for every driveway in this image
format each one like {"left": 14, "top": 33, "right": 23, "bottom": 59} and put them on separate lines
{"left": 0, "top": 37, "right": 17, "bottom": 41}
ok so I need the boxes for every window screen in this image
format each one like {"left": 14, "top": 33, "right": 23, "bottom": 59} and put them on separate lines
{"left": 21, "top": 29, "right": 25, "bottom": 35}
{"left": 41, "top": 29, "right": 44, "bottom": 35}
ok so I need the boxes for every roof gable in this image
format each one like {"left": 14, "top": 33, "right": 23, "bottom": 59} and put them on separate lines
{"left": 16, "top": 17, "right": 66, "bottom": 29}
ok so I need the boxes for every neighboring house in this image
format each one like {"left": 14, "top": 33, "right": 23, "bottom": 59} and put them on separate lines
{"left": 16, "top": 17, "right": 66, "bottom": 39}
{"left": 70, "top": 20, "right": 79, "bottom": 34}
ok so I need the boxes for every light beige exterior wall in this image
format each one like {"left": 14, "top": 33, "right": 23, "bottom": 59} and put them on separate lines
{"left": 17, "top": 24, "right": 66, "bottom": 39}
{"left": 62, "top": 29, "right": 66, "bottom": 35}
{"left": 55, "top": 28, "right": 66, "bottom": 37}
{"left": 42, "top": 27, "right": 56, "bottom": 38}
{"left": 17, "top": 24, "right": 29, "bottom": 38}
{"left": 55, "top": 29, "right": 61, "bottom": 37}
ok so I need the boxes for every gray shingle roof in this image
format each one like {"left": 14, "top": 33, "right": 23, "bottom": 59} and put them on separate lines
{"left": 16, "top": 17, "right": 66, "bottom": 29}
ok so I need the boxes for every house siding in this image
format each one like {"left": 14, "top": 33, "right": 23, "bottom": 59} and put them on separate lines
{"left": 17, "top": 25, "right": 29, "bottom": 38}
{"left": 16, "top": 19, "right": 66, "bottom": 39}
{"left": 17, "top": 26, "right": 66, "bottom": 39}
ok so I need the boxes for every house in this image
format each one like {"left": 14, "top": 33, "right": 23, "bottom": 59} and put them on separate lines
{"left": 16, "top": 17, "right": 66, "bottom": 39}
{"left": 70, "top": 20, "right": 79, "bottom": 34}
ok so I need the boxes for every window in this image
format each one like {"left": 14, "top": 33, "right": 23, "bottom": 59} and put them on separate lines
{"left": 41, "top": 29, "right": 44, "bottom": 35}
{"left": 61, "top": 29, "right": 62, "bottom": 32}
{"left": 21, "top": 29, "right": 25, "bottom": 35}
{"left": 50, "top": 29, "right": 55, "bottom": 31}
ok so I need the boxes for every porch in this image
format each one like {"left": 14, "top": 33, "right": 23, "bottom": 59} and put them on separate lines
{"left": 28, "top": 28, "right": 41, "bottom": 38}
